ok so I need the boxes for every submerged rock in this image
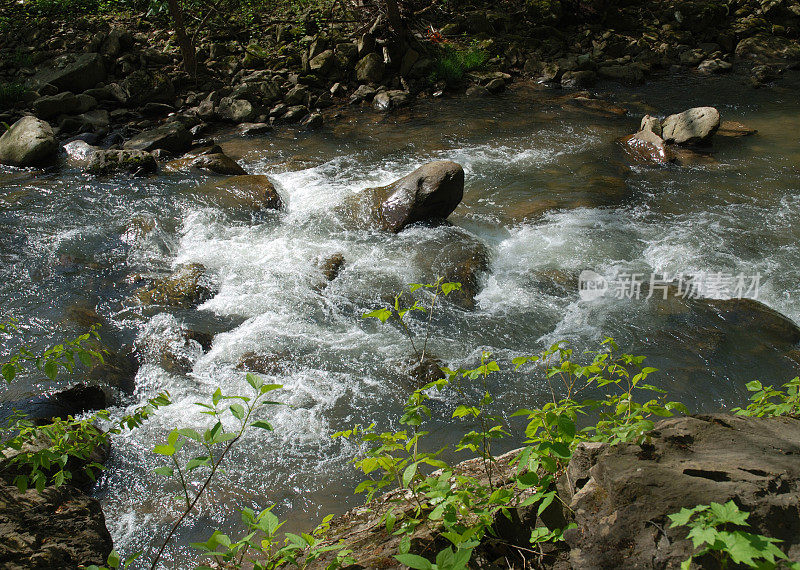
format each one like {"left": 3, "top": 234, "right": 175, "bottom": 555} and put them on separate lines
{"left": 661, "top": 107, "right": 721, "bottom": 146}
{"left": 618, "top": 129, "right": 673, "bottom": 165}
{"left": 0, "top": 483, "right": 112, "bottom": 568}
{"left": 317, "top": 253, "right": 345, "bottom": 282}
{"left": 134, "top": 263, "right": 215, "bottom": 308}
{"left": 0, "top": 116, "right": 58, "bottom": 167}
{"left": 361, "top": 161, "right": 465, "bottom": 233}
{"left": 193, "top": 174, "right": 283, "bottom": 211}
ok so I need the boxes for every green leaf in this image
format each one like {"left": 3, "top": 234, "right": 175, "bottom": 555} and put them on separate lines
{"left": 2, "top": 362, "right": 16, "bottom": 382}
{"left": 230, "top": 403, "right": 245, "bottom": 420}
{"left": 153, "top": 466, "right": 174, "bottom": 477}
{"left": 364, "top": 308, "right": 392, "bottom": 323}
{"left": 402, "top": 462, "right": 417, "bottom": 487}
{"left": 251, "top": 420, "right": 274, "bottom": 430}
{"left": 44, "top": 360, "right": 58, "bottom": 380}
{"left": 394, "top": 553, "right": 433, "bottom": 570}
{"left": 153, "top": 444, "right": 176, "bottom": 456}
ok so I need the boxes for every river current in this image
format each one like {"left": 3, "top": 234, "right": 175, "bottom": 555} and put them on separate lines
{"left": 1, "top": 72, "right": 799, "bottom": 565}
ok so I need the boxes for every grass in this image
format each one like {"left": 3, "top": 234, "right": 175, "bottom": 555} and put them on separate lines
{"left": 0, "top": 83, "right": 27, "bottom": 111}
{"left": 431, "top": 43, "right": 490, "bottom": 86}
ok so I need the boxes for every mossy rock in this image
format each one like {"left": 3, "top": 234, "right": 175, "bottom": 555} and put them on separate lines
{"left": 134, "top": 263, "right": 215, "bottom": 308}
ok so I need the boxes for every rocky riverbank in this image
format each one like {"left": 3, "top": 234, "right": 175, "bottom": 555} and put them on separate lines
{"left": 1, "top": 0, "right": 800, "bottom": 170}
{"left": 3, "top": 413, "right": 797, "bottom": 568}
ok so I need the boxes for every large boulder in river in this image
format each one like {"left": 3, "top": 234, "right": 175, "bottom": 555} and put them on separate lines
{"left": 367, "top": 161, "right": 465, "bottom": 233}
{"left": 165, "top": 146, "right": 246, "bottom": 175}
{"left": 0, "top": 116, "right": 57, "bottom": 167}
{"left": 0, "top": 483, "right": 112, "bottom": 568}
{"left": 193, "top": 174, "right": 283, "bottom": 211}
{"left": 562, "top": 414, "right": 800, "bottom": 567}
{"left": 87, "top": 148, "right": 157, "bottom": 176}
{"left": 618, "top": 129, "right": 673, "bottom": 165}
{"left": 661, "top": 107, "right": 720, "bottom": 145}
{"left": 123, "top": 122, "right": 192, "bottom": 153}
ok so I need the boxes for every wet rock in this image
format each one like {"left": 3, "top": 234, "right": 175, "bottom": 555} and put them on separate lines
{"left": 562, "top": 95, "right": 628, "bottom": 118}
{"left": 237, "top": 122, "right": 273, "bottom": 135}
{"left": 355, "top": 52, "right": 385, "bottom": 84}
{"left": 31, "top": 52, "right": 106, "bottom": 94}
{"left": 372, "top": 90, "right": 410, "bottom": 111}
{"left": 86, "top": 148, "right": 157, "bottom": 176}
{"left": 349, "top": 84, "right": 376, "bottom": 104}
{"left": 703, "top": 297, "right": 800, "bottom": 347}
{"left": 406, "top": 354, "right": 446, "bottom": 385}
{"left": 123, "top": 122, "right": 192, "bottom": 154}
{"left": 136, "top": 315, "right": 205, "bottom": 375}
{"left": 563, "top": 414, "right": 800, "bottom": 568}
{"left": 32, "top": 92, "right": 80, "bottom": 120}
{"left": 283, "top": 105, "right": 309, "bottom": 123}
{"left": 300, "top": 113, "right": 324, "bottom": 130}
{"left": 87, "top": 345, "right": 138, "bottom": 394}
{"left": 194, "top": 174, "right": 283, "bottom": 211}
{"left": 237, "top": 350, "right": 293, "bottom": 375}
{"left": 697, "top": 58, "right": 732, "bottom": 74}
{"left": 716, "top": 121, "right": 758, "bottom": 138}
{"left": 465, "top": 85, "right": 490, "bottom": 97}
{"left": 134, "top": 263, "right": 215, "bottom": 308}
{"left": 368, "top": 161, "right": 465, "bottom": 233}
{"left": 412, "top": 228, "right": 490, "bottom": 310}
{"left": 561, "top": 70, "right": 596, "bottom": 88}
{"left": 0, "top": 383, "right": 107, "bottom": 426}
{"left": 598, "top": 63, "right": 644, "bottom": 84}
{"left": 618, "top": 129, "right": 673, "bottom": 165}
{"left": 317, "top": 253, "right": 344, "bottom": 282}
{"left": 0, "top": 483, "right": 112, "bottom": 568}
{"left": 0, "top": 116, "right": 57, "bottom": 167}
{"left": 661, "top": 107, "right": 721, "bottom": 146}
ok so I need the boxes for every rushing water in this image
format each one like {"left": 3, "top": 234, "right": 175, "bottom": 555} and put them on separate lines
{"left": 2, "top": 71, "right": 800, "bottom": 566}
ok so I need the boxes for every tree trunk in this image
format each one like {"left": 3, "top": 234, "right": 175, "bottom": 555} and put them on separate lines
{"left": 385, "top": 0, "right": 404, "bottom": 40}
{"left": 166, "top": 0, "right": 197, "bottom": 75}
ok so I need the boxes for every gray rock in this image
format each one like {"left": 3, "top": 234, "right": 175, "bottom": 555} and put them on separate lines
{"left": 237, "top": 122, "right": 273, "bottom": 135}
{"left": 0, "top": 116, "right": 57, "bottom": 167}
{"left": 217, "top": 97, "right": 256, "bottom": 123}
{"left": 661, "top": 106, "right": 720, "bottom": 145}
{"left": 123, "top": 122, "right": 192, "bottom": 153}
{"left": 309, "top": 50, "right": 335, "bottom": 75}
{"left": 465, "top": 85, "right": 490, "bottom": 97}
{"left": 87, "top": 149, "right": 157, "bottom": 176}
{"left": 349, "top": 84, "right": 376, "bottom": 104}
{"left": 563, "top": 414, "right": 800, "bottom": 568}
{"left": 639, "top": 114, "right": 662, "bottom": 136}
{"left": 32, "top": 92, "right": 80, "bottom": 120}
{"left": 598, "top": 63, "right": 645, "bottom": 84}
{"left": 355, "top": 53, "right": 385, "bottom": 84}
{"left": 735, "top": 34, "right": 800, "bottom": 67}
{"left": 300, "top": 113, "right": 324, "bottom": 130}
{"left": 31, "top": 53, "right": 106, "bottom": 93}
{"left": 282, "top": 105, "right": 309, "bottom": 123}
{"left": 193, "top": 175, "right": 283, "bottom": 211}
{"left": 372, "top": 90, "right": 410, "bottom": 111}
{"left": 367, "top": 161, "right": 465, "bottom": 232}
{"left": 697, "top": 58, "right": 732, "bottom": 74}
{"left": 0, "top": 483, "right": 112, "bottom": 568}
{"left": 284, "top": 85, "right": 309, "bottom": 106}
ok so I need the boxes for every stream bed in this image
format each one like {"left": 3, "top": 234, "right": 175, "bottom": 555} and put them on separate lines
{"left": 2, "top": 71, "right": 800, "bottom": 566}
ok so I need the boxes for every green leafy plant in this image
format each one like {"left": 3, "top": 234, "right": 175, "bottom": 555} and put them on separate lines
{"left": 668, "top": 501, "right": 799, "bottom": 569}
{"left": 732, "top": 377, "right": 800, "bottom": 418}
{"left": 0, "top": 320, "right": 105, "bottom": 383}
{"left": 147, "top": 373, "right": 283, "bottom": 568}
{"left": 364, "top": 278, "right": 461, "bottom": 370}
{"left": 0, "top": 392, "right": 171, "bottom": 492}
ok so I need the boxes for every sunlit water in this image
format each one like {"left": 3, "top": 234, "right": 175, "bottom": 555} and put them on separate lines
{"left": 1, "top": 71, "right": 800, "bottom": 567}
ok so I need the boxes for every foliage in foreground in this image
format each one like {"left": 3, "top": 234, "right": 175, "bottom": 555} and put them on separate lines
{"left": 3, "top": 281, "right": 800, "bottom": 569}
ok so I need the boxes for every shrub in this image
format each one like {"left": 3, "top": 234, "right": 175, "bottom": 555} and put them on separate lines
{"left": 430, "top": 43, "right": 489, "bottom": 86}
